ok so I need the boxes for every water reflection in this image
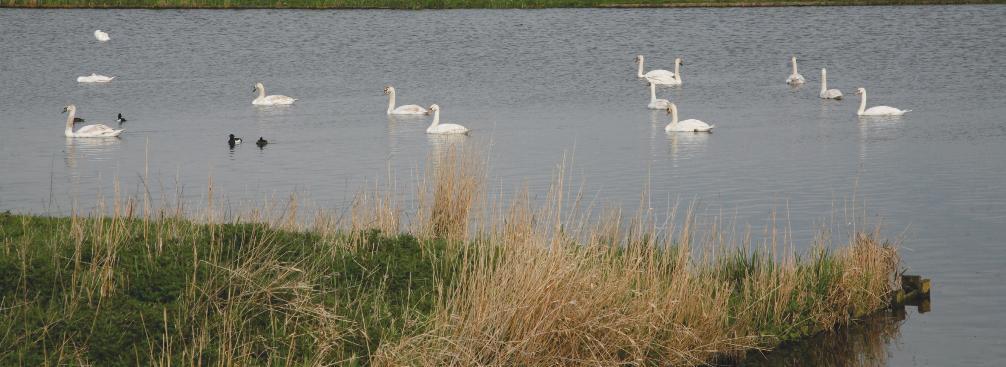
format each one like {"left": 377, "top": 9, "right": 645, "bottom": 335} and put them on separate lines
{"left": 741, "top": 310, "right": 907, "bottom": 367}
{"left": 665, "top": 131, "right": 709, "bottom": 164}
{"left": 857, "top": 117, "right": 904, "bottom": 161}
{"left": 63, "top": 137, "right": 121, "bottom": 169}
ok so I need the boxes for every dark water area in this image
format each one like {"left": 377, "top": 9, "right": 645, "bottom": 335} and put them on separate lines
{"left": 1, "top": 6, "right": 1005, "bottom": 365}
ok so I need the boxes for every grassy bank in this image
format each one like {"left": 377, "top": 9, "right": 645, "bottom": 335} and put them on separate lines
{"left": 0, "top": 148, "right": 903, "bottom": 365}
{"left": 2, "top": 0, "right": 1001, "bottom": 9}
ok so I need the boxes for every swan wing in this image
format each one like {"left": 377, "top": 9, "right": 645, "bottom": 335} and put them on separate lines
{"left": 820, "top": 89, "right": 843, "bottom": 99}
{"left": 787, "top": 74, "right": 805, "bottom": 84}
{"left": 264, "top": 95, "right": 296, "bottom": 105}
{"left": 74, "top": 124, "right": 123, "bottom": 137}
{"left": 648, "top": 99, "right": 671, "bottom": 110}
{"left": 644, "top": 70, "right": 675, "bottom": 82}
{"left": 428, "top": 123, "right": 469, "bottom": 135}
{"left": 678, "top": 119, "right": 713, "bottom": 132}
{"left": 863, "top": 106, "right": 909, "bottom": 116}
{"left": 392, "top": 104, "right": 428, "bottom": 115}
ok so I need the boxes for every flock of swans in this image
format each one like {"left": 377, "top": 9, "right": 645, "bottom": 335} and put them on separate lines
{"left": 64, "top": 29, "right": 911, "bottom": 140}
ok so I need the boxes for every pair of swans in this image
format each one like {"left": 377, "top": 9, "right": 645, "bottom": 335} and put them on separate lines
{"left": 94, "top": 30, "right": 110, "bottom": 42}
{"left": 252, "top": 83, "right": 296, "bottom": 106}
{"left": 77, "top": 73, "right": 114, "bottom": 83}
{"left": 426, "top": 104, "right": 469, "bottom": 134}
{"left": 63, "top": 105, "right": 124, "bottom": 138}
{"left": 788, "top": 57, "right": 843, "bottom": 100}
{"left": 635, "top": 55, "right": 682, "bottom": 86}
{"left": 664, "top": 103, "right": 713, "bottom": 132}
{"left": 384, "top": 86, "right": 428, "bottom": 115}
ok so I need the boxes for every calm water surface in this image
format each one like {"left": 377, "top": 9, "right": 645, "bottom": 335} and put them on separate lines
{"left": 1, "top": 6, "right": 1005, "bottom": 365}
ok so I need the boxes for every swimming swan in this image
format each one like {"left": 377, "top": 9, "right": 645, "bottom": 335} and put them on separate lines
{"left": 384, "top": 86, "right": 428, "bottom": 115}
{"left": 252, "top": 83, "right": 296, "bottom": 106}
{"left": 63, "top": 105, "right": 123, "bottom": 138}
{"left": 855, "top": 88, "right": 910, "bottom": 116}
{"left": 662, "top": 58, "right": 684, "bottom": 86}
{"left": 77, "top": 74, "right": 114, "bottom": 83}
{"left": 94, "top": 30, "right": 110, "bottom": 42}
{"left": 426, "top": 104, "right": 469, "bottom": 135}
{"left": 819, "top": 68, "right": 843, "bottom": 100}
{"left": 665, "top": 103, "right": 713, "bottom": 132}
{"left": 786, "top": 56, "right": 805, "bottom": 85}
{"left": 635, "top": 55, "right": 676, "bottom": 85}
{"left": 647, "top": 82, "right": 672, "bottom": 110}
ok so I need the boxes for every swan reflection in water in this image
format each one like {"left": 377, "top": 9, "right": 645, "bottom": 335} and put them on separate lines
{"left": 665, "top": 130, "right": 710, "bottom": 165}
{"left": 64, "top": 136, "right": 121, "bottom": 170}
{"left": 857, "top": 116, "right": 903, "bottom": 161}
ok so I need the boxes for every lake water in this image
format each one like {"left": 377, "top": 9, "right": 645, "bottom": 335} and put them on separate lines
{"left": 1, "top": 6, "right": 1005, "bottom": 365}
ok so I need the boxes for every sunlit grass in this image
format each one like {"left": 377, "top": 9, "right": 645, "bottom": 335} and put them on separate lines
{"left": 0, "top": 147, "right": 903, "bottom": 365}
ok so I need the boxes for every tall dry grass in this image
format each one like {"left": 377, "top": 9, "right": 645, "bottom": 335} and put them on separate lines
{"left": 1, "top": 146, "right": 902, "bottom": 366}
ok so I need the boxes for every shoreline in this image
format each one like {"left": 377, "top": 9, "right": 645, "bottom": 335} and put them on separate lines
{"left": 2, "top": 0, "right": 1000, "bottom": 9}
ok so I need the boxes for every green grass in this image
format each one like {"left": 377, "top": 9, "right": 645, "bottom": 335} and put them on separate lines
{"left": 2, "top": 0, "right": 1001, "bottom": 9}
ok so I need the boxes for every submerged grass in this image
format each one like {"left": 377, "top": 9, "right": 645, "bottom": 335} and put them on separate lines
{"left": 2, "top": 0, "right": 1000, "bottom": 9}
{"left": 0, "top": 147, "right": 903, "bottom": 365}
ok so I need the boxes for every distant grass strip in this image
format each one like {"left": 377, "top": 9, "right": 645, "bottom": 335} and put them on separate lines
{"left": 2, "top": 0, "right": 1001, "bottom": 9}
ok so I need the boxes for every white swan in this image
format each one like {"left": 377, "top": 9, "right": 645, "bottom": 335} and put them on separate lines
{"left": 819, "top": 68, "right": 843, "bottom": 100}
{"left": 665, "top": 103, "right": 713, "bottom": 132}
{"left": 426, "top": 104, "right": 469, "bottom": 135}
{"left": 384, "top": 86, "right": 428, "bottom": 115}
{"left": 786, "top": 56, "right": 805, "bottom": 85}
{"left": 855, "top": 88, "right": 910, "bottom": 116}
{"left": 252, "top": 82, "right": 296, "bottom": 106}
{"left": 63, "top": 105, "right": 123, "bottom": 138}
{"left": 661, "top": 58, "right": 684, "bottom": 86}
{"left": 77, "top": 73, "right": 114, "bottom": 83}
{"left": 647, "top": 82, "right": 671, "bottom": 110}
{"left": 94, "top": 30, "right": 110, "bottom": 42}
{"left": 635, "top": 55, "right": 676, "bottom": 85}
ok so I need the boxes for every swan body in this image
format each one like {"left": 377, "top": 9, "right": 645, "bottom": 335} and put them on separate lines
{"left": 786, "top": 56, "right": 805, "bottom": 85}
{"left": 94, "top": 30, "right": 110, "bottom": 42}
{"left": 384, "top": 86, "right": 428, "bottom": 115}
{"left": 252, "top": 83, "right": 296, "bottom": 106}
{"left": 664, "top": 103, "right": 713, "bottom": 132}
{"left": 77, "top": 73, "right": 114, "bottom": 83}
{"left": 63, "top": 105, "right": 123, "bottom": 138}
{"left": 426, "top": 104, "right": 469, "bottom": 135}
{"left": 635, "top": 55, "right": 676, "bottom": 85}
{"left": 819, "top": 68, "right": 843, "bottom": 99}
{"left": 855, "top": 88, "right": 910, "bottom": 116}
{"left": 647, "top": 82, "right": 671, "bottom": 110}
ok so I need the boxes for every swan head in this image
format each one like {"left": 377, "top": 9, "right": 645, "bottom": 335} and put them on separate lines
{"left": 62, "top": 105, "right": 75, "bottom": 113}
{"left": 428, "top": 104, "right": 440, "bottom": 112}
{"left": 675, "top": 58, "right": 683, "bottom": 66}
{"left": 665, "top": 103, "right": 677, "bottom": 115}
{"left": 383, "top": 86, "right": 394, "bottom": 95}
{"left": 253, "top": 82, "right": 264, "bottom": 92}
{"left": 634, "top": 55, "right": 643, "bottom": 64}
{"left": 855, "top": 87, "right": 865, "bottom": 95}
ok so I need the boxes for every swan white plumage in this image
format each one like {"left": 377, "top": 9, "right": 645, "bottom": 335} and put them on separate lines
{"left": 252, "top": 83, "right": 296, "bottom": 106}
{"left": 819, "top": 68, "right": 843, "bottom": 100}
{"left": 786, "top": 56, "right": 805, "bottom": 85}
{"left": 77, "top": 73, "right": 114, "bottom": 83}
{"left": 656, "top": 58, "right": 684, "bottom": 86}
{"left": 94, "top": 30, "right": 110, "bottom": 42}
{"left": 635, "top": 55, "right": 676, "bottom": 85}
{"left": 665, "top": 103, "right": 713, "bottom": 132}
{"left": 63, "top": 105, "right": 123, "bottom": 138}
{"left": 426, "top": 104, "right": 469, "bottom": 135}
{"left": 384, "top": 86, "right": 428, "bottom": 115}
{"left": 647, "top": 82, "right": 671, "bottom": 110}
{"left": 855, "top": 87, "right": 910, "bottom": 116}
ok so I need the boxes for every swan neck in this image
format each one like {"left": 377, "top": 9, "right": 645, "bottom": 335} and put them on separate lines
{"left": 858, "top": 90, "right": 867, "bottom": 114}
{"left": 792, "top": 58, "right": 798, "bottom": 75}
{"left": 670, "top": 105, "right": 678, "bottom": 125}
{"left": 649, "top": 83, "right": 657, "bottom": 102}
{"left": 65, "top": 108, "right": 75, "bottom": 136}
{"left": 637, "top": 58, "right": 644, "bottom": 78}
{"left": 429, "top": 109, "right": 440, "bottom": 129}
{"left": 258, "top": 85, "right": 266, "bottom": 99}
{"left": 387, "top": 91, "right": 396, "bottom": 114}
{"left": 820, "top": 70, "right": 827, "bottom": 92}
{"left": 674, "top": 60, "right": 681, "bottom": 81}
